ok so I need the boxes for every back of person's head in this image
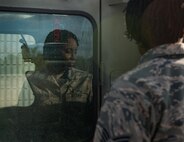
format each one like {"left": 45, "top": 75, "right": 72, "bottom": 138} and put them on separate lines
{"left": 125, "top": 0, "right": 184, "bottom": 50}
{"left": 125, "top": 0, "right": 153, "bottom": 49}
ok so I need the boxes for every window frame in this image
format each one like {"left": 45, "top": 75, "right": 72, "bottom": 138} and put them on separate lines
{"left": 0, "top": 5, "right": 100, "bottom": 136}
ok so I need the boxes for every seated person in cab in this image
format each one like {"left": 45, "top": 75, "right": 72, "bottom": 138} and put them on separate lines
{"left": 18, "top": 29, "right": 93, "bottom": 142}
{"left": 26, "top": 29, "right": 93, "bottom": 106}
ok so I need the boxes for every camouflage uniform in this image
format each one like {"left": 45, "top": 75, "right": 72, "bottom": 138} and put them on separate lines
{"left": 7, "top": 67, "right": 93, "bottom": 142}
{"left": 94, "top": 43, "right": 184, "bottom": 142}
{"left": 26, "top": 67, "right": 93, "bottom": 105}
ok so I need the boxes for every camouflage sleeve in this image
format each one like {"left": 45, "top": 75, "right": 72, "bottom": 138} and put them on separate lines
{"left": 93, "top": 88, "right": 157, "bottom": 142}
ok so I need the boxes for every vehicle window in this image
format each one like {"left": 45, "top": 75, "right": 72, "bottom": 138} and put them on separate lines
{"left": 0, "top": 34, "right": 35, "bottom": 107}
{"left": 0, "top": 11, "right": 94, "bottom": 142}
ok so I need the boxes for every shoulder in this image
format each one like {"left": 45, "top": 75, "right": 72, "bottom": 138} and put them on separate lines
{"left": 71, "top": 67, "right": 93, "bottom": 79}
{"left": 25, "top": 70, "right": 49, "bottom": 85}
{"left": 109, "top": 62, "right": 156, "bottom": 100}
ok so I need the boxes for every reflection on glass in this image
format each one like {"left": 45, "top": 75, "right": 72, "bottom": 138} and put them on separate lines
{"left": 0, "top": 12, "right": 94, "bottom": 142}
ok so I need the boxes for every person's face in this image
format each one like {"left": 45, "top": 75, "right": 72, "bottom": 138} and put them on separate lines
{"left": 60, "top": 37, "right": 78, "bottom": 61}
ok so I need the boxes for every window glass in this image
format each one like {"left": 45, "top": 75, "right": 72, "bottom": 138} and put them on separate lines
{"left": 0, "top": 34, "right": 35, "bottom": 107}
{"left": 0, "top": 11, "right": 94, "bottom": 142}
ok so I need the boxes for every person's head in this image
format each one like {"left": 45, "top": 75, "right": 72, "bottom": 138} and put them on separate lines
{"left": 44, "top": 29, "right": 78, "bottom": 62}
{"left": 43, "top": 29, "right": 79, "bottom": 72}
{"left": 125, "top": 0, "right": 184, "bottom": 54}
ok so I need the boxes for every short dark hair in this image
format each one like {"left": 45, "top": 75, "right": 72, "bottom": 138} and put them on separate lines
{"left": 125, "top": 0, "right": 184, "bottom": 49}
{"left": 141, "top": 0, "right": 184, "bottom": 48}
{"left": 43, "top": 29, "right": 78, "bottom": 60}
{"left": 44, "top": 29, "right": 79, "bottom": 46}
{"left": 125, "top": 0, "right": 153, "bottom": 48}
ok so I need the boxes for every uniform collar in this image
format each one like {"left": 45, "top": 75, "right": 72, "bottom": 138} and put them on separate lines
{"left": 140, "top": 43, "right": 184, "bottom": 63}
{"left": 54, "top": 67, "right": 74, "bottom": 80}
